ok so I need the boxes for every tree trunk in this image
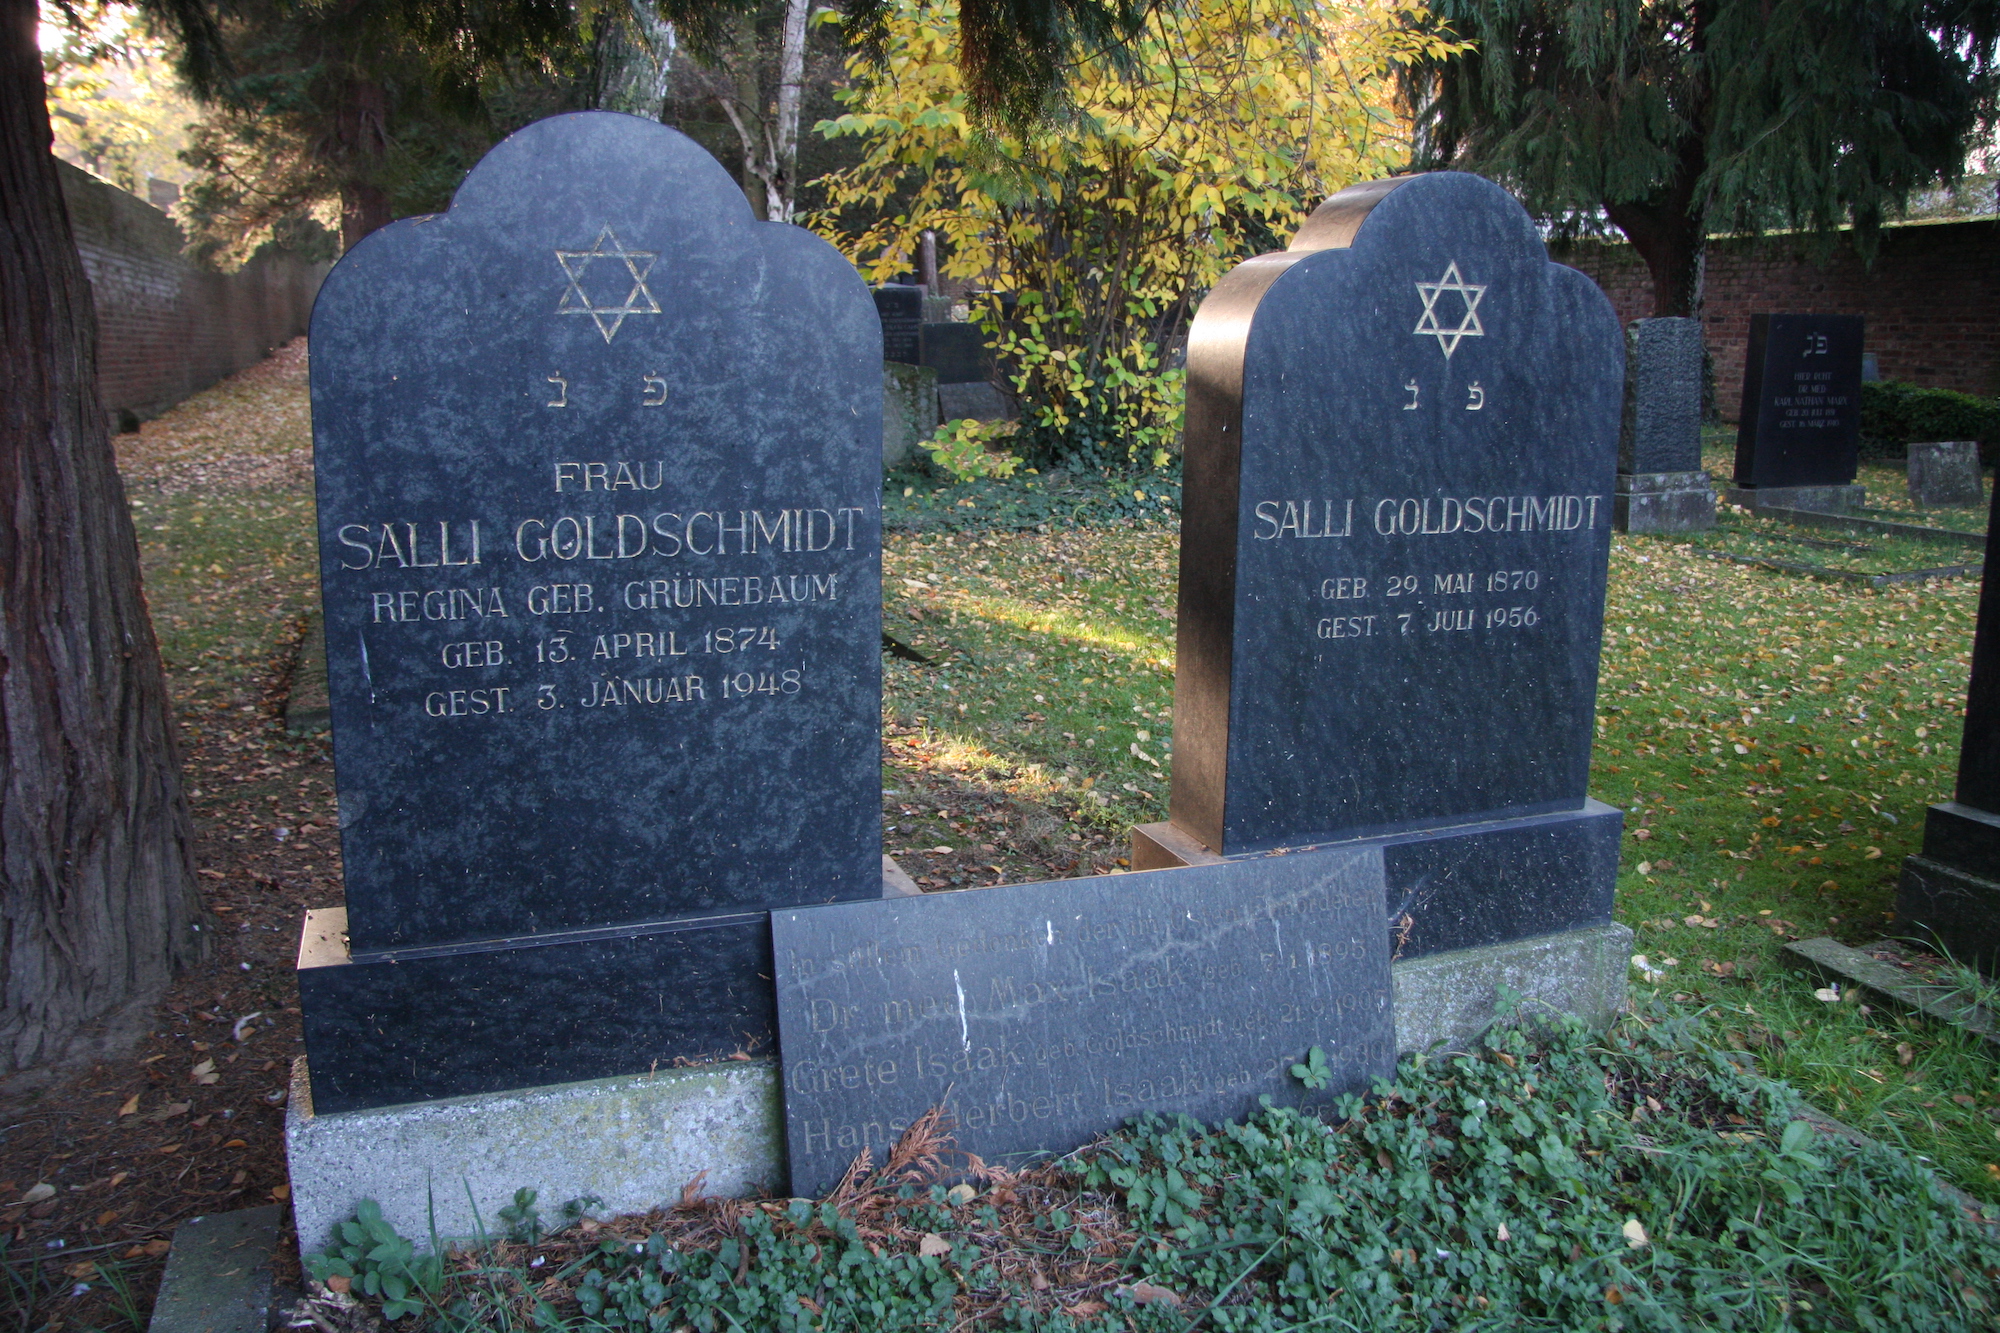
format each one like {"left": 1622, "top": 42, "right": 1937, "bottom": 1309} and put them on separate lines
{"left": 335, "top": 76, "right": 392, "bottom": 251}
{"left": 768, "top": 0, "right": 809, "bottom": 222}
{"left": 0, "top": 0, "right": 206, "bottom": 1074}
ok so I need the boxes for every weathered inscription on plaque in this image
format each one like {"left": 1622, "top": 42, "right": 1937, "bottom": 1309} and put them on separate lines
{"left": 311, "top": 113, "right": 883, "bottom": 952}
{"left": 774, "top": 850, "right": 1393, "bottom": 1197}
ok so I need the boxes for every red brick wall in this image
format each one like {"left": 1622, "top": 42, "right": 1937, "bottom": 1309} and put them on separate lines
{"left": 58, "top": 161, "right": 329, "bottom": 425}
{"left": 1553, "top": 218, "right": 2000, "bottom": 421}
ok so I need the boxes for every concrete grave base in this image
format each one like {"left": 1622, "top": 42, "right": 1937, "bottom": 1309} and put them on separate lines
{"left": 287, "top": 1056, "right": 783, "bottom": 1255}
{"left": 1723, "top": 483, "right": 1864, "bottom": 514}
{"left": 1614, "top": 470, "right": 1716, "bottom": 532}
{"left": 287, "top": 919, "right": 1629, "bottom": 1255}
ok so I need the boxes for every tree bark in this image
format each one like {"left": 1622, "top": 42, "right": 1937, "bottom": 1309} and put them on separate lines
{"left": 335, "top": 76, "right": 392, "bottom": 251}
{"left": 0, "top": 0, "right": 206, "bottom": 1074}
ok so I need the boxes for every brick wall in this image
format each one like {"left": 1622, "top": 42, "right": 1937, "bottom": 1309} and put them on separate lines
{"left": 59, "top": 160, "right": 329, "bottom": 426}
{"left": 1553, "top": 218, "right": 2000, "bottom": 421}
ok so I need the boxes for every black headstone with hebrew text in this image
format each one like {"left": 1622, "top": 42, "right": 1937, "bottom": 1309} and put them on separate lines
{"left": 774, "top": 848, "right": 1393, "bottom": 1197}
{"left": 1161, "top": 172, "right": 1623, "bottom": 959}
{"left": 1732, "top": 314, "right": 1864, "bottom": 490}
{"left": 297, "top": 111, "right": 882, "bottom": 1112}
{"left": 875, "top": 285, "right": 922, "bottom": 365}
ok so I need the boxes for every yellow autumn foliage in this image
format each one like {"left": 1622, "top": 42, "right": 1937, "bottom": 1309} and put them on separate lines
{"left": 810, "top": 0, "right": 1464, "bottom": 470}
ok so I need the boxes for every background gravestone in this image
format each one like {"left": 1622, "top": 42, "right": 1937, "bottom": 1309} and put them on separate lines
{"left": 1907, "top": 441, "right": 1984, "bottom": 508}
{"left": 297, "top": 111, "right": 883, "bottom": 1113}
{"left": 1133, "top": 172, "right": 1624, "bottom": 963}
{"left": 1614, "top": 317, "right": 1715, "bottom": 532}
{"left": 774, "top": 849, "right": 1392, "bottom": 1196}
{"left": 875, "top": 285, "right": 923, "bottom": 365}
{"left": 1900, "top": 480, "right": 2000, "bottom": 968}
{"left": 1729, "top": 313, "right": 1865, "bottom": 512}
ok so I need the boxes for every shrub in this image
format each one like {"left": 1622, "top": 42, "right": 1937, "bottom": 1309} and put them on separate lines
{"left": 1859, "top": 380, "right": 2000, "bottom": 462}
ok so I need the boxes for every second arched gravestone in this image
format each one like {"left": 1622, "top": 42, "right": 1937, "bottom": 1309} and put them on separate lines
{"left": 1138, "top": 172, "right": 1628, "bottom": 962}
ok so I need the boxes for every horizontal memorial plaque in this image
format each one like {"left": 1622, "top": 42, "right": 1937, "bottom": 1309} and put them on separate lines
{"left": 773, "top": 850, "right": 1393, "bottom": 1197}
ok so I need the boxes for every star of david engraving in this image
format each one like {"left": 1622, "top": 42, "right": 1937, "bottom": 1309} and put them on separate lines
{"left": 1412, "top": 261, "right": 1486, "bottom": 360}
{"left": 555, "top": 227, "right": 662, "bottom": 342}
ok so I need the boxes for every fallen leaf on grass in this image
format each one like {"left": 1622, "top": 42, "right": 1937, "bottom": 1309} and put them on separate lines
{"left": 918, "top": 1233, "right": 951, "bottom": 1258}
{"left": 270, "top": 1184, "right": 290, "bottom": 1201}
{"left": 96, "top": 1211, "right": 118, "bottom": 1227}
{"left": 191, "top": 1058, "right": 219, "bottom": 1085}
{"left": 1623, "top": 1218, "right": 1649, "bottom": 1249}
{"left": 325, "top": 1275, "right": 352, "bottom": 1294}
{"left": 1897, "top": 1042, "right": 1916, "bottom": 1066}
{"left": 146, "top": 1101, "right": 191, "bottom": 1122}
{"left": 944, "top": 1183, "right": 976, "bottom": 1206}
{"left": 117, "top": 1093, "right": 141, "bottom": 1117}
{"left": 1114, "top": 1282, "right": 1182, "bottom": 1308}
{"left": 19, "top": 1184, "right": 53, "bottom": 1204}
{"left": 157, "top": 1143, "right": 182, "bottom": 1154}
{"left": 1813, "top": 987, "right": 1842, "bottom": 1003}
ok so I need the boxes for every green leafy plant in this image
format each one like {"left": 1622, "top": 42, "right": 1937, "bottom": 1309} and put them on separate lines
{"left": 306, "top": 1198, "right": 442, "bottom": 1320}
{"left": 925, "top": 418, "right": 1021, "bottom": 482}
{"left": 1289, "top": 1044, "right": 1333, "bottom": 1090}
{"left": 497, "top": 1187, "right": 542, "bottom": 1244}
{"left": 1860, "top": 379, "right": 2000, "bottom": 461}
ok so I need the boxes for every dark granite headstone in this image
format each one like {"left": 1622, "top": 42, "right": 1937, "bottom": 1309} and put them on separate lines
{"left": 1732, "top": 314, "right": 1864, "bottom": 491}
{"left": 875, "top": 285, "right": 922, "bottom": 365}
{"left": 774, "top": 848, "right": 1393, "bottom": 1196}
{"left": 1615, "top": 317, "right": 1715, "bottom": 532}
{"left": 297, "top": 111, "right": 882, "bottom": 1110}
{"left": 1899, "top": 480, "right": 2000, "bottom": 968}
{"left": 921, "top": 322, "right": 994, "bottom": 385}
{"left": 1150, "top": 172, "right": 1624, "bottom": 960}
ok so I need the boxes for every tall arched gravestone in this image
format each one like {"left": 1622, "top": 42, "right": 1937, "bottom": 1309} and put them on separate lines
{"left": 295, "top": 112, "right": 882, "bottom": 1114}
{"left": 1134, "top": 173, "right": 1626, "bottom": 960}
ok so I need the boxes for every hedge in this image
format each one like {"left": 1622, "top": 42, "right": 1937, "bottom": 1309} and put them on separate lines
{"left": 1859, "top": 380, "right": 2000, "bottom": 462}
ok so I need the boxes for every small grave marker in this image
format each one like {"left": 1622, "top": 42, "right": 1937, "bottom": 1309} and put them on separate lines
{"left": 774, "top": 850, "right": 1393, "bottom": 1196}
{"left": 875, "top": 285, "right": 923, "bottom": 365}
{"left": 1907, "top": 441, "right": 1983, "bottom": 509}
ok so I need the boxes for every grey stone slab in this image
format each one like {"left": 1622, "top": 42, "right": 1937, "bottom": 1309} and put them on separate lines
{"left": 883, "top": 363, "right": 938, "bottom": 469}
{"left": 1723, "top": 484, "right": 1865, "bottom": 515}
{"left": 1748, "top": 505, "right": 1983, "bottom": 547}
{"left": 1618, "top": 317, "right": 1704, "bottom": 474}
{"left": 1784, "top": 936, "right": 2000, "bottom": 1049}
{"left": 773, "top": 848, "right": 1394, "bottom": 1197}
{"left": 147, "top": 1205, "right": 280, "bottom": 1333}
{"left": 287, "top": 1056, "right": 781, "bottom": 1254}
{"left": 1171, "top": 172, "right": 1623, "bottom": 863}
{"left": 1614, "top": 469, "right": 1715, "bottom": 533}
{"left": 1908, "top": 441, "right": 1984, "bottom": 508}
{"left": 936, "top": 380, "right": 1016, "bottom": 423}
{"left": 308, "top": 111, "right": 883, "bottom": 955}
{"left": 1732, "top": 314, "right": 1864, "bottom": 490}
